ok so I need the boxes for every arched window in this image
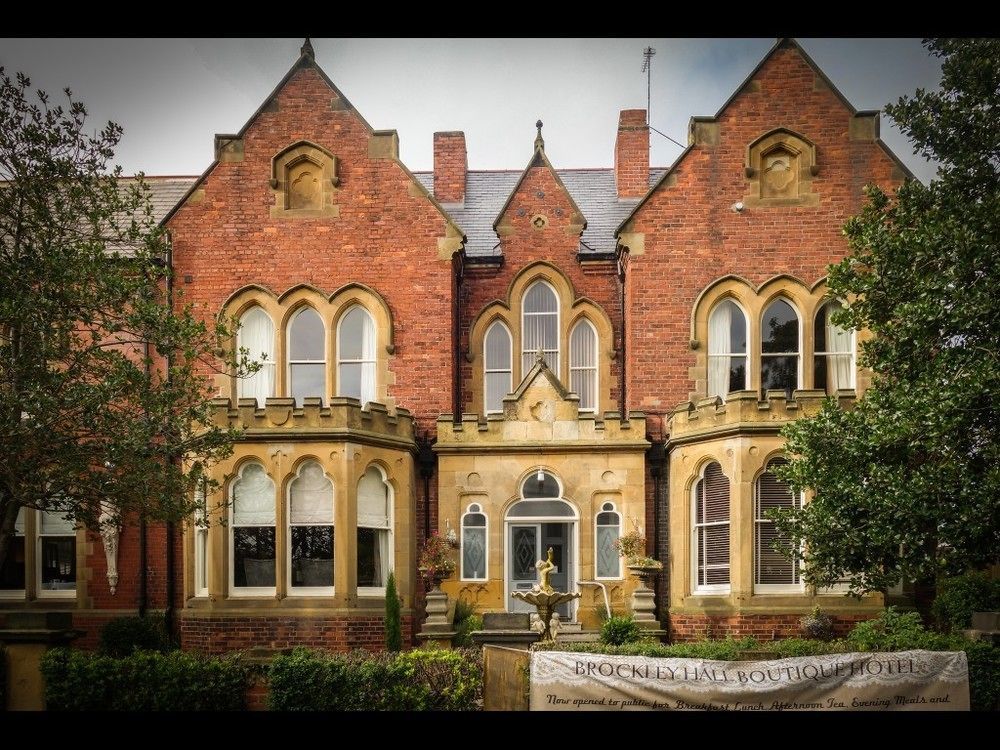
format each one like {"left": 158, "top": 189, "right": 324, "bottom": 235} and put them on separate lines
{"left": 595, "top": 502, "right": 621, "bottom": 579}
{"left": 338, "top": 306, "right": 377, "bottom": 406}
{"left": 707, "top": 300, "right": 749, "bottom": 398}
{"left": 357, "top": 466, "right": 392, "bottom": 593}
{"left": 288, "top": 460, "right": 334, "bottom": 594}
{"left": 754, "top": 458, "right": 802, "bottom": 592}
{"left": 570, "top": 319, "right": 598, "bottom": 412}
{"left": 484, "top": 321, "right": 512, "bottom": 414}
{"left": 461, "top": 503, "right": 488, "bottom": 581}
{"left": 814, "top": 301, "right": 855, "bottom": 393}
{"left": 761, "top": 299, "right": 800, "bottom": 394}
{"left": 288, "top": 307, "right": 325, "bottom": 406}
{"left": 193, "top": 481, "right": 208, "bottom": 597}
{"left": 0, "top": 508, "right": 26, "bottom": 597}
{"left": 237, "top": 307, "right": 275, "bottom": 404}
{"left": 521, "top": 281, "right": 559, "bottom": 376}
{"left": 508, "top": 471, "right": 573, "bottom": 518}
{"left": 692, "top": 462, "right": 730, "bottom": 593}
{"left": 38, "top": 509, "right": 76, "bottom": 598}
{"left": 230, "top": 462, "right": 276, "bottom": 594}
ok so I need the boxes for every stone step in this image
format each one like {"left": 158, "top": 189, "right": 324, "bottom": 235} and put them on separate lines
{"left": 556, "top": 631, "right": 601, "bottom": 643}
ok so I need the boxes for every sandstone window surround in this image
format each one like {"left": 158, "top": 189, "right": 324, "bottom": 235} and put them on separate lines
{"left": 469, "top": 262, "right": 615, "bottom": 417}
{"left": 691, "top": 461, "right": 731, "bottom": 595}
{"left": 225, "top": 283, "right": 395, "bottom": 411}
{"left": 269, "top": 140, "right": 341, "bottom": 219}
{"left": 753, "top": 458, "right": 804, "bottom": 594}
{"left": 690, "top": 276, "right": 858, "bottom": 403}
{"left": 0, "top": 508, "right": 79, "bottom": 601}
{"left": 460, "top": 502, "right": 488, "bottom": 582}
{"left": 743, "top": 128, "right": 819, "bottom": 208}
{"left": 594, "top": 501, "right": 622, "bottom": 581}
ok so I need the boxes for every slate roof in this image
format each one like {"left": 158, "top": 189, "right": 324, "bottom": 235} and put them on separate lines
{"left": 146, "top": 177, "right": 198, "bottom": 224}
{"left": 414, "top": 168, "right": 665, "bottom": 257}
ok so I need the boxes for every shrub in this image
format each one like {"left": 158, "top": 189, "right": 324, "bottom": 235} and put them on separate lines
{"left": 267, "top": 647, "right": 482, "bottom": 711}
{"left": 453, "top": 598, "right": 482, "bottom": 648}
{"left": 98, "top": 616, "right": 171, "bottom": 657}
{"left": 384, "top": 571, "right": 402, "bottom": 652}
{"left": 600, "top": 615, "right": 642, "bottom": 646}
{"left": 933, "top": 572, "right": 1000, "bottom": 632}
{"left": 846, "top": 606, "right": 947, "bottom": 651}
{"left": 41, "top": 648, "right": 251, "bottom": 711}
{"left": 800, "top": 606, "right": 834, "bottom": 641}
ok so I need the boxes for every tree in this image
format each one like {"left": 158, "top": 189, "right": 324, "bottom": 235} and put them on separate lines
{"left": 384, "top": 571, "right": 402, "bottom": 651}
{"left": 774, "top": 39, "right": 1000, "bottom": 595}
{"left": 0, "top": 68, "right": 245, "bottom": 572}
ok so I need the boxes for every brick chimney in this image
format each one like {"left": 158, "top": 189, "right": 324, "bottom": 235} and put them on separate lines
{"left": 433, "top": 131, "right": 467, "bottom": 203}
{"left": 614, "top": 109, "right": 649, "bottom": 199}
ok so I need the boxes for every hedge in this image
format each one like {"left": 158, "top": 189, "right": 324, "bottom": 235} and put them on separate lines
{"left": 933, "top": 572, "right": 1000, "bottom": 632}
{"left": 267, "top": 647, "right": 482, "bottom": 711}
{"left": 41, "top": 648, "right": 252, "bottom": 711}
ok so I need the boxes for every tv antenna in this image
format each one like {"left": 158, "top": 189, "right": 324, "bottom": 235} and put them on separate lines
{"left": 641, "top": 47, "right": 656, "bottom": 125}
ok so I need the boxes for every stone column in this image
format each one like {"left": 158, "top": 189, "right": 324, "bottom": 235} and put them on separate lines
{"left": 1, "top": 612, "right": 81, "bottom": 710}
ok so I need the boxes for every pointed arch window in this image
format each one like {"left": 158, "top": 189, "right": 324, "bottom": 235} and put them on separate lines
{"left": 707, "top": 300, "right": 749, "bottom": 398}
{"left": 570, "top": 319, "right": 598, "bottom": 412}
{"left": 461, "top": 503, "right": 488, "bottom": 581}
{"left": 761, "top": 299, "right": 800, "bottom": 394}
{"left": 288, "top": 307, "right": 325, "bottom": 406}
{"left": 288, "top": 460, "right": 334, "bottom": 594}
{"left": 484, "top": 321, "right": 512, "bottom": 414}
{"left": 754, "top": 458, "right": 803, "bottom": 592}
{"left": 237, "top": 307, "right": 275, "bottom": 404}
{"left": 692, "top": 462, "right": 730, "bottom": 593}
{"left": 338, "top": 306, "right": 377, "bottom": 406}
{"left": 521, "top": 281, "right": 559, "bottom": 376}
{"left": 595, "top": 502, "right": 622, "bottom": 579}
{"left": 814, "top": 301, "right": 855, "bottom": 393}
{"left": 230, "top": 462, "right": 276, "bottom": 595}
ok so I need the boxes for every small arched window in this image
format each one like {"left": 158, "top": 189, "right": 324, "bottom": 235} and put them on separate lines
{"left": 754, "top": 458, "right": 802, "bottom": 592}
{"left": 338, "top": 306, "right": 377, "bottom": 406}
{"left": 692, "top": 462, "right": 730, "bottom": 593}
{"left": 237, "top": 307, "right": 275, "bottom": 404}
{"left": 461, "top": 503, "right": 488, "bottom": 581}
{"left": 484, "top": 321, "right": 512, "bottom": 414}
{"left": 357, "top": 466, "right": 392, "bottom": 592}
{"left": 521, "top": 281, "right": 559, "bottom": 376}
{"left": 761, "top": 299, "right": 800, "bottom": 395}
{"left": 570, "top": 319, "right": 598, "bottom": 412}
{"left": 595, "top": 502, "right": 622, "bottom": 579}
{"left": 707, "top": 300, "right": 748, "bottom": 398}
{"left": 813, "top": 301, "right": 855, "bottom": 393}
{"left": 288, "top": 460, "right": 334, "bottom": 594}
{"left": 231, "top": 462, "right": 276, "bottom": 594}
{"left": 288, "top": 307, "right": 325, "bottom": 406}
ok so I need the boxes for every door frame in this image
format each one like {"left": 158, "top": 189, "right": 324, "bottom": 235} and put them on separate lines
{"left": 503, "top": 514, "right": 579, "bottom": 621}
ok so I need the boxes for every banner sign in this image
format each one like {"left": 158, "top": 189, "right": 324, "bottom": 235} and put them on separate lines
{"left": 530, "top": 649, "right": 969, "bottom": 711}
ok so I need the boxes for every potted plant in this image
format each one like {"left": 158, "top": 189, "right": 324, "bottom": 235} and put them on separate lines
{"left": 615, "top": 529, "right": 662, "bottom": 588}
{"left": 418, "top": 531, "right": 456, "bottom": 591}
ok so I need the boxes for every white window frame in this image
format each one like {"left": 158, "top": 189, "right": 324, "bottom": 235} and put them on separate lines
{"left": 287, "top": 305, "right": 327, "bottom": 406}
{"left": 483, "top": 320, "right": 513, "bottom": 415}
{"left": 691, "top": 464, "right": 731, "bottom": 595}
{"left": 236, "top": 306, "right": 276, "bottom": 403}
{"left": 594, "top": 501, "right": 622, "bottom": 581}
{"left": 520, "top": 280, "right": 560, "bottom": 381}
{"left": 356, "top": 465, "right": 393, "bottom": 598}
{"left": 814, "top": 301, "right": 856, "bottom": 392}
{"left": 753, "top": 461, "right": 805, "bottom": 594}
{"left": 760, "top": 297, "right": 803, "bottom": 393}
{"left": 707, "top": 299, "right": 750, "bottom": 398}
{"left": 193, "top": 482, "right": 209, "bottom": 598}
{"left": 0, "top": 508, "right": 27, "bottom": 600}
{"left": 229, "top": 462, "right": 277, "bottom": 598}
{"left": 460, "top": 503, "right": 488, "bottom": 582}
{"left": 337, "top": 304, "right": 377, "bottom": 406}
{"left": 569, "top": 318, "right": 599, "bottom": 413}
{"left": 36, "top": 509, "right": 77, "bottom": 600}
{"left": 287, "top": 460, "right": 335, "bottom": 597}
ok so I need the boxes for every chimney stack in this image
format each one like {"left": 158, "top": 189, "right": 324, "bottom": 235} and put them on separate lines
{"left": 614, "top": 109, "right": 649, "bottom": 199}
{"left": 433, "top": 131, "right": 467, "bottom": 204}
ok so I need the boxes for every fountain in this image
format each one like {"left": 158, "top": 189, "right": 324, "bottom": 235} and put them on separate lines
{"left": 511, "top": 546, "right": 581, "bottom": 642}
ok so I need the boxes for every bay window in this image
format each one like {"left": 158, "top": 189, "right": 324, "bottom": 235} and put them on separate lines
{"left": 357, "top": 466, "right": 392, "bottom": 594}
{"left": 692, "top": 462, "right": 730, "bottom": 593}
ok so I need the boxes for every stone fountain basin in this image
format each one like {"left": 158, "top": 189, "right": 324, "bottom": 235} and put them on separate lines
{"left": 511, "top": 589, "right": 581, "bottom": 608}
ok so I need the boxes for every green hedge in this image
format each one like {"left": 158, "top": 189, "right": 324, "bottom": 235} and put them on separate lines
{"left": 267, "top": 647, "right": 482, "bottom": 711}
{"left": 98, "top": 616, "right": 172, "bottom": 657}
{"left": 41, "top": 648, "right": 252, "bottom": 711}
{"left": 933, "top": 572, "right": 1000, "bottom": 632}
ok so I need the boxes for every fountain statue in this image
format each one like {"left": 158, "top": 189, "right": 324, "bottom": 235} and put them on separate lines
{"left": 511, "top": 546, "right": 581, "bottom": 642}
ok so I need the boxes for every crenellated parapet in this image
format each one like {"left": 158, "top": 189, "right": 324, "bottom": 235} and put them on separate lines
{"left": 435, "top": 410, "right": 647, "bottom": 453}
{"left": 668, "top": 389, "right": 855, "bottom": 445}
{"left": 209, "top": 396, "right": 415, "bottom": 449}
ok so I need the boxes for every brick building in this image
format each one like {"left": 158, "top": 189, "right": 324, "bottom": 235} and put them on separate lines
{"left": 0, "top": 38, "right": 913, "bottom": 649}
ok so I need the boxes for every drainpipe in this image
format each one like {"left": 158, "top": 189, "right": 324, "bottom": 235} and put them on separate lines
{"left": 452, "top": 254, "right": 464, "bottom": 425}
{"left": 647, "top": 440, "right": 667, "bottom": 620}
{"left": 616, "top": 251, "right": 627, "bottom": 416}
{"left": 164, "top": 232, "right": 176, "bottom": 638}
{"left": 416, "top": 433, "right": 436, "bottom": 542}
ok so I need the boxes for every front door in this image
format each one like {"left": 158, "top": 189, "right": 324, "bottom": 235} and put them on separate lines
{"left": 508, "top": 524, "right": 540, "bottom": 613}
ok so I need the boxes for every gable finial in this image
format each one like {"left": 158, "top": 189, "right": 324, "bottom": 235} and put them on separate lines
{"left": 301, "top": 38, "right": 315, "bottom": 59}
{"left": 534, "top": 120, "right": 544, "bottom": 151}
{"left": 535, "top": 347, "right": 546, "bottom": 366}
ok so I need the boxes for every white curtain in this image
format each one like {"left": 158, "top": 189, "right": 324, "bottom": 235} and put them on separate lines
{"left": 360, "top": 309, "right": 376, "bottom": 406}
{"left": 357, "top": 468, "right": 389, "bottom": 529}
{"left": 570, "top": 320, "right": 597, "bottom": 411}
{"left": 290, "top": 461, "right": 334, "bottom": 524}
{"left": 375, "top": 529, "right": 390, "bottom": 587}
{"left": 238, "top": 308, "right": 275, "bottom": 404}
{"left": 826, "top": 308, "right": 854, "bottom": 390}
{"left": 522, "top": 282, "right": 558, "bottom": 374}
{"left": 232, "top": 463, "right": 276, "bottom": 526}
{"left": 708, "top": 302, "right": 732, "bottom": 398}
{"left": 484, "top": 322, "right": 512, "bottom": 413}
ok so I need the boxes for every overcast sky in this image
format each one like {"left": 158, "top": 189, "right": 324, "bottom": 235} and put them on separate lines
{"left": 0, "top": 38, "right": 942, "bottom": 183}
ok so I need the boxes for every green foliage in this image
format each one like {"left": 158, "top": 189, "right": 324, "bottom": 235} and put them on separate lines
{"left": 40, "top": 648, "right": 251, "bottom": 711}
{"left": 384, "top": 571, "right": 402, "bottom": 651}
{"left": 933, "top": 572, "right": 1000, "bottom": 632}
{"left": 846, "top": 607, "right": 945, "bottom": 651}
{"left": 772, "top": 39, "right": 1000, "bottom": 593}
{"left": 452, "top": 598, "right": 482, "bottom": 648}
{"left": 267, "top": 647, "right": 482, "bottom": 711}
{"left": 547, "top": 637, "right": 760, "bottom": 661}
{"left": 599, "top": 615, "right": 643, "bottom": 646}
{"left": 0, "top": 67, "right": 244, "bottom": 571}
{"left": 98, "top": 616, "right": 172, "bottom": 657}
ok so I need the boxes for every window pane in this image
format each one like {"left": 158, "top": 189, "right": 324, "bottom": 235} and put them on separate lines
{"left": 289, "top": 307, "right": 324, "bottom": 361}
{"left": 596, "top": 523, "right": 620, "bottom": 578}
{"left": 357, "top": 527, "right": 389, "bottom": 588}
{"left": 813, "top": 354, "right": 829, "bottom": 392}
{"left": 291, "top": 526, "right": 334, "bottom": 588}
{"left": 571, "top": 368, "right": 596, "bottom": 411}
{"left": 762, "top": 300, "right": 798, "bottom": 353}
{"left": 233, "top": 527, "right": 275, "bottom": 587}
{"left": 0, "top": 536, "right": 25, "bottom": 590}
{"left": 507, "top": 500, "right": 574, "bottom": 517}
{"left": 761, "top": 355, "right": 798, "bottom": 392}
{"left": 755, "top": 461, "right": 799, "bottom": 587}
{"left": 195, "top": 528, "right": 208, "bottom": 594}
{"left": 238, "top": 308, "right": 275, "bottom": 402}
{"left": 358, "top": 468, "right": 389, "bottom": 528}
{"left": 814, "top": 305, "right": 828, "bottom": 353}
{"left": 485, "top": 371, "right": 511, "bottom": 413}
{"left": 290, "top": 461, "right": 333, "bottom": 524}
{"left": 485, "top": 323, "right": 512, "bottom": 369}
{"left": 339, "top": 362, "right": 362, "bottom": 400}
{"left": 339, "top": 307, "right": 375, "bottom": 361}
{"left": 233, "top": 463, "right": 275, "bottom": 526}
{"left": 40, "top": 536, "right": 76, "bottom": 590}
{"left": 290, "top": 362, "right": 325, "bottom": 405}
{"left": 729, "top": 357, "right": 747, "bottom": 393}
{"left": 694, "top": 462, "right": 730, "bottom": 588}
{"left": 524, "top": 282, "right": 558, "bottom": 313}
{"left": 462, "top": 527, "right": 486, "bottom": 579}
{"left": 521, "top": 472, "right": 560, "bottom": 498}
{"left": 40, "top": 510, "right": 74, "bottom": 535}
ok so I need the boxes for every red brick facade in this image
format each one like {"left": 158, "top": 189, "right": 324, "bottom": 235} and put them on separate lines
{"left": 669, "top": 613, "right": 872, "bottom": 642}
{"left": 614, "top": 109, "right": 650, "bottom": 199}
